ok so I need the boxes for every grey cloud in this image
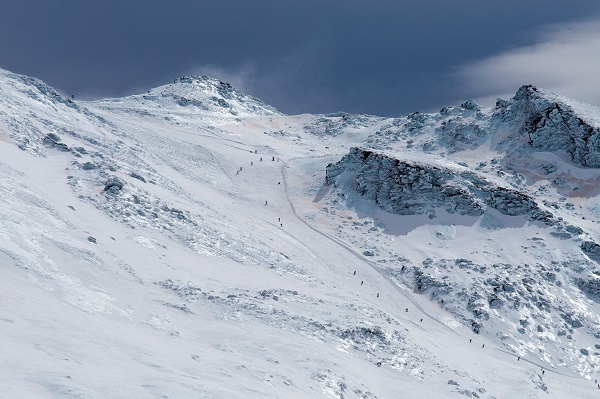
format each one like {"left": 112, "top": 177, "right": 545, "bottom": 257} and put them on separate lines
{"left": 457, "top": 20, "right": 600, "bottom": 107}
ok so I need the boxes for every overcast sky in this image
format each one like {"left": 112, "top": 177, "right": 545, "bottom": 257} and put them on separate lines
{"left": 1, "top": 1, "right": 599, "bottom": 116}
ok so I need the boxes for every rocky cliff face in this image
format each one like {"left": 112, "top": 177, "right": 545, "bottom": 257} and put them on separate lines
{"left": 495, "top": 85, "right": 600, "bottom": 167}
{"left": 326, "top": 147, "right": 552, "bottom": 222}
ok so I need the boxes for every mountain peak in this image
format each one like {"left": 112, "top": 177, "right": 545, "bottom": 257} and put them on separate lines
{"left": 92, "top": 74, "right": 280, "bottom": 122}
{"left": 494, "top": 84, "right": 600, "bottom": 167}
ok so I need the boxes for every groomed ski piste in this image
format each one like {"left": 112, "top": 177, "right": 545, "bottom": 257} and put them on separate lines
{"left": 2, "top": 68, "right": 600, "bottom": 398}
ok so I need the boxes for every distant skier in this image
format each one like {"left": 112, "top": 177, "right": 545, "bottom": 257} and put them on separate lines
{"left": 278, "top": 217, "right": 281, "bottom": 221}
{"left": 482, "top": 344, "right": 485, "bottom": 348}
{"left": 353, "top": 271, "right": 356, "bottom": 275}
{"left": 405, "top": 308, "right": 408, "bottom": 312}
{"left": 265, "top": 200, "right": 268, "bottom": 205}
{"left": 272, "top": 156, "right": 275, "bottom": 161}
{"left": 251, "top": 161, "right": 253, "bottom": 165}
{"left": 377, "top": 293, "right": 379, "bottom": 297}
{"left": 469, "top": 339, "right": 472, "bottom": 343}
{"left": 260, "top": 157, "right": 263, "bottom": 161}
{"left": 517, "top": 357, "right": 520, "bottom": 361}
{"left": 360, "top": 281, "right": 364, "bottom": 285}
{"left": 420, "top": 319, "right": 423, "bottom": 322}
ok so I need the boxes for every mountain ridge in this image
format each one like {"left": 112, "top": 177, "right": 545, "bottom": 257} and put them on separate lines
{"left": 2, "top": 67, "right": 600, "bottom": 398}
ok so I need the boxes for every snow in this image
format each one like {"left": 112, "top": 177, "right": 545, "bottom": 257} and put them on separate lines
{"left": 1, "top": 67, "right": 600, "bottom": 397}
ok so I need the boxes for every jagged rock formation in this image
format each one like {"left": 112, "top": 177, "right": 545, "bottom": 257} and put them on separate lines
{"left": 326, "top": 147, "right": 552, "bottom": 222}
{"left": 496, "top": 85, "right": 600, "bottom": 167}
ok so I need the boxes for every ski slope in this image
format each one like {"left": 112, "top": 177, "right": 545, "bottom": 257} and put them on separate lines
{"left": 1, "top": 68, "right": 600, "bottom": 398}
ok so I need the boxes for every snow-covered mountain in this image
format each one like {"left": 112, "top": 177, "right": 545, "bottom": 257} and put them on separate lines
{"left": 2, "top": 67, "right": 600, "bottom": 398}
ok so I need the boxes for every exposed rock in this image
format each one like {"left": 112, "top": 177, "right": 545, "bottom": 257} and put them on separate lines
{"left": 103, "top": 177, "right": 125, "bottom": 194}
{"left": 581, "top": 241, "right": 600, "bottom": 261}
{"left": 496, "top": 85, "right": 600, "bottom": 167}
{"left": 580, "top": 348, "right": 589, "bottom": 356}
{"left": 129, "top": 172, "right": 146, "bottom": 183}
{"left": 43, "top": 133, "right": 69, "bottom": 151}
{"left": 82, "top": 162, "right": 96, "bottom": 170}
{"left": 576, "top": 276, "right": 600, "bottom": 299}
{"left": 326, "top": 147, "right": 550, "bottom": 221}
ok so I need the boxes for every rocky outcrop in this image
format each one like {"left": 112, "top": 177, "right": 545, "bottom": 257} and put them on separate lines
{"left": 581, "top": 241, "right": 600, "bottom": 261}
{"left": 103, "top": 176, "right": 125, "bottom": 194}
{"left": 495, "top": 85, "right": 600, "bottom": 167}
{"left": 326, "top": 147, "right": 549, "bottom": 220}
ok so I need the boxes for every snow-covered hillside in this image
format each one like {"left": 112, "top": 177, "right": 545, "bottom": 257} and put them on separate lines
{"left": 2, "top": 67, "right": 600, "bottom": 398}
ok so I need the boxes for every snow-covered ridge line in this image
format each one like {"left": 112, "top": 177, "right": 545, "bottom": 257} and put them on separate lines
{"left": 89, "top": 74, "right": 280, "bottom": 121}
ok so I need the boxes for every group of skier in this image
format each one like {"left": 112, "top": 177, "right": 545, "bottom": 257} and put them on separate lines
{"left": 232, "top": 148, "right": 582, "bottom": 388}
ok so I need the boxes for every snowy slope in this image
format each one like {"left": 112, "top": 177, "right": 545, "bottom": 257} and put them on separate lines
{"left": 2, "top": 67, "right": 600, "bottom": 398}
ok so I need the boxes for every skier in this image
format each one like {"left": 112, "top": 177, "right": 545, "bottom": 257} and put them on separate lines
{"left": 353, "top": 271, "right": 356, "bottom": 275}
{"left": 469, "top": 339, "right": 472, "bottom": 343}
{"left": 482, "top": 344, "right": 485, "bottom": 348}
{"left": 251, "top": 161, "right": 253, "bottom": 165}
{"left": 260, "top": 157, "right": 262, "bottom": 161}
{"left": 377, "top": 293, "right": 379, "bottom": 297}
{"left": 360, "top": 281, "right": 364, "bottom": 285}
{"left": 420, "top": 319, "right": 423, "bottom": 322}
{"left": 405, "top": 308, "right": 408, "bottom": 312}
{"left": 265, "top": 200, "right": 268, "bottom": 205}
{"left": 272, "top": 156, "right": 275, "bottom": 161}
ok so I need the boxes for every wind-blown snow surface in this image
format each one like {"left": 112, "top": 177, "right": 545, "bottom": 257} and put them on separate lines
{"left": 2, "top": 68, "right": 600, "bottom": 398}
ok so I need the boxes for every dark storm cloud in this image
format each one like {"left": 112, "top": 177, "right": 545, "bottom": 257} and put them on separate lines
{"left": 0, "top": 0, "right": 599, "bottom": 116}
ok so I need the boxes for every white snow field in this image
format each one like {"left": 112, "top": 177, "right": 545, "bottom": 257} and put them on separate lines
{"left": 2, "top": 69, "right": 600, "bottom": 398}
